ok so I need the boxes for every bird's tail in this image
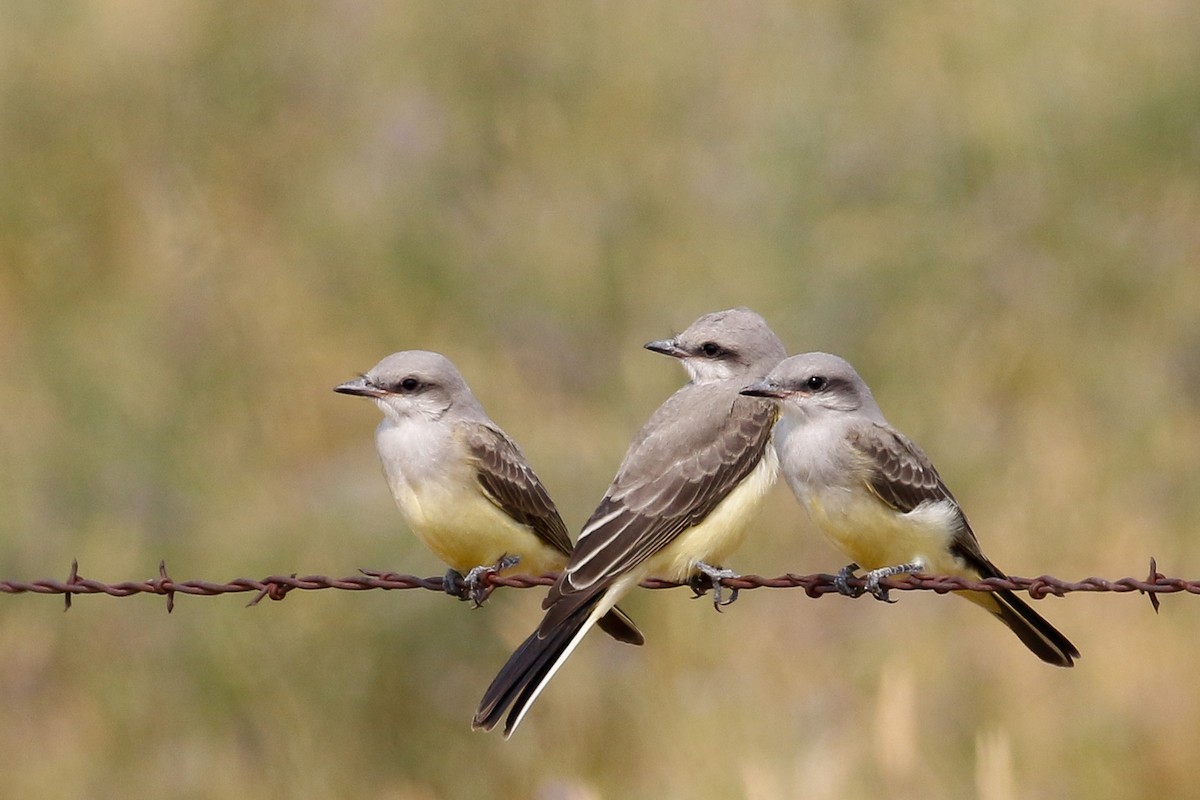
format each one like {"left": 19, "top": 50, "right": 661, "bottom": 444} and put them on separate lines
{"left": 597, "top": 605, "right": 644, "bottom": 645}
{"left": 961, "top": 587, "right": 1080, "bottom": 667}
{"left": 473, "top": 589, "right": 617, "bottom": 736}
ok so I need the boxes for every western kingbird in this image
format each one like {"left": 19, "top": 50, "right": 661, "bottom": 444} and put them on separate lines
{"left": 335, "top": 350, "right": 643, "bottom": 644}
{"left": 474, "top": 308, "right": 787, "bottom": 736}
{"left": 741, "top": 352, "right": 1079, "bottom": 667}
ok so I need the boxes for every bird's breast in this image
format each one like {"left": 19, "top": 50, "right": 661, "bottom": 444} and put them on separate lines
{"left": 371, "top": 418, "right": 566, "bottom": 574}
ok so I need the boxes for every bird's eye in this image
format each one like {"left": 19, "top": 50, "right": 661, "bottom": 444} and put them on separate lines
{"left": 399, "top": 377, "right": 420, "bottom": 392}
{"left": 806, "top": 376, "right": 827, "bottom": 391}
{"left": 700, "top": 342, "right": 723, "bottom": 357}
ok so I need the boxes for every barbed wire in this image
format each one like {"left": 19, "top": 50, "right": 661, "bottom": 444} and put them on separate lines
{"left": 0, "top": 558, "right": 1187, "bottom": 613}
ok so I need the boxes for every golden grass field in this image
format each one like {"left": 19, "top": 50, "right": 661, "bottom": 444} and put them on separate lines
{"left": 2, "top": 2, "right": 1199, "bottom": 797}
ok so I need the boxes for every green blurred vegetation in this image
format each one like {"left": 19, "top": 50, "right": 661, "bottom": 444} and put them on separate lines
{"left": 1, "top": 1, "right": 1198, "bottom": 797}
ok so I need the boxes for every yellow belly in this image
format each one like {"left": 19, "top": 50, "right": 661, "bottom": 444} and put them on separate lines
{"left": 397, "top": 483, "right": 565, "bottom": 575}
{"left": 807, "top": 490, "right": 965, "bottom": 577}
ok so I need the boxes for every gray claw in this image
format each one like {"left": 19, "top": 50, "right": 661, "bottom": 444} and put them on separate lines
{"left": 861, "top": 561, "right": 924, "bottom": 604}
{"left": 693, "top": 562, "right": 740, "bottom": 611}
{"left": 834, "top": 563, "right": 863, "bottom": 597}
{"left": 462, "top": 554, "right": 521, "bottom": 607}
{"left": 863, "top": 572, "right": 895, "bottom": 603}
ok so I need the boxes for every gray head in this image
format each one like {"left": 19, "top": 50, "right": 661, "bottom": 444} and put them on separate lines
{"left": 334, "top": 350, "right": 485, "bottom": 424}
{"left": 740, "top": 352, "right": 886, "bottom": 423}
{"left": 644, "top": 307, "right": 786, "bottom": 384}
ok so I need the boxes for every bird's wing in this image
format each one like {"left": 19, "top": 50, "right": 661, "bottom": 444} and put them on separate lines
{"left": 463, "top": 423, "right": 574, "bottom": 558}
{"left": 849, "top": 423, "right": 991, "bottom": 569}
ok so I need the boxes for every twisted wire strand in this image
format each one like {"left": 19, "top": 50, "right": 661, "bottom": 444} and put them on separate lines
{"left": 0, "top": 558, "right": 1183, "bottom": 613}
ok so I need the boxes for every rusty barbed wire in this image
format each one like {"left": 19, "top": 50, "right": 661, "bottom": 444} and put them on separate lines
{"left": 0, "top": 558, "right": 1187, "bottom": 613}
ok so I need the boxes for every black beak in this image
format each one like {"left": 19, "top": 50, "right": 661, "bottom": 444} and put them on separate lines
{"left": 644, "top": 338, "right": 687, "bottom": 358}
{"left": 739, "top": 380, "right": 787, "bottom": 399}
{"left": 334, "top": 376, "right": 385, "bottom": 398}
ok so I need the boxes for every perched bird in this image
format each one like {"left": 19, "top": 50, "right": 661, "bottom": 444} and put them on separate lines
{"left": 741, "top": 352, "right": 1079, "bottom": 667}
{"left": 335, "top": 350, "right": 642, "bottom": 644}
{"left": 474, "top": 308, "right": 787, "bottom": 736}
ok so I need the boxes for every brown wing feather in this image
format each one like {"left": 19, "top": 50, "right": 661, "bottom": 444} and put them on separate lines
{"left": 849, "top": 423, "right": 954, "bottom": 512}
{"left": 463, "top": 423, "right": 574, "bottom": 558}
{"left": 849, "top": 423, "right": 993, "bottom": 566}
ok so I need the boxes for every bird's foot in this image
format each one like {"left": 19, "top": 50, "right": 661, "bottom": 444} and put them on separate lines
{"left": 862, "top": 561, "right": 923, "bottom": 604}
{"left": 457, "top": 554, "right": 521, "bottom": 607}
{"left": 834, "top": 563, "right": 863, "bottom": 597}
{"left": 689, "top": 562, "right": 740, "bottom": 611}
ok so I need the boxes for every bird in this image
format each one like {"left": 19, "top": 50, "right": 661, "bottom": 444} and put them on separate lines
{"left": 473, "top": 308, "right": 787, "bottom": 736}
{"left": 740, "top": 351, "right": 1079, "bottom": 667}
{"left": 334, "top": 349, "right": 643, "bottom": 645}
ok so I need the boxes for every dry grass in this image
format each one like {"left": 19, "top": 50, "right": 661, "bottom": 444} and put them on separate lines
{"left": 1, "top": 1, "right": 1198, "bottom": 796}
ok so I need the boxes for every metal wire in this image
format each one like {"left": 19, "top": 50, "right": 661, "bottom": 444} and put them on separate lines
{"left": 0, "top": 558, "right": 1185, "bottom": 613}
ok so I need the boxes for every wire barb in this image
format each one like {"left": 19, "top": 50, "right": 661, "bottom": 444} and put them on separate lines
{"left": 154, "top": 561, "right": 176, "bottom": 613}
{"left": 1145, "top": 557, "right": 1162, "bottom": 614}
{"left": 63, "top": 559, "right": 80, "bottom": 612}
{"left": 1, "top": 557, "right": 1194, "bottom": 611}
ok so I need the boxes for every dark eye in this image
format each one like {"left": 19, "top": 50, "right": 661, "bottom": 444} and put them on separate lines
{"left": 398, "top": 377, "right": 420, "bottom": 392}
{"left": 805, "top": 376, "right": 827, "bottom": 391}
{"left": 700, "top": 342, "right": 723, "bottom": 357}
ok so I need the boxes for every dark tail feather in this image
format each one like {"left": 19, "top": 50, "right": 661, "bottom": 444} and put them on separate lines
{"left": 597, "top": 605, "right": 643, "bottom": 645}
{"left": 989, "top": 587, "right": 1080, "bottom": 667}
{"left": 955, "top": 548, "right": 1080, "bottom": 667}
{"left": 474, "top": 593, "right": 603, "bottom": 735}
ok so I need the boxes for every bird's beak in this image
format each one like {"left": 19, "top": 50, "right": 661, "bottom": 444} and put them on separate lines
{"left": 644, "top": 338, "right": 687, "bottom": 358}
{"left": 740, "top": 380, "right": 787, "bottom": 399}
{"left": 334, "top": 376, "right": 385, "bottom": 398}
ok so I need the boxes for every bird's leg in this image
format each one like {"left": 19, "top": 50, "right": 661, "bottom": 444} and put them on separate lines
{"left": 461, "top": 554, "right": 521, "bottom": 607}
{"left": 834, "top": 563, "right": 863, "bottom": 597}
{"left": 690, "top": 561, "right": 740, "bottom": 611}
{"left": 862, "top": 560, "right": 924, "bottom": 603}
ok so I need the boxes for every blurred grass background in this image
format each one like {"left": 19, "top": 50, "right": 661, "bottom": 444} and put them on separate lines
{"left": 1, "top": 1, "right": 1198, "bottom": 797}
